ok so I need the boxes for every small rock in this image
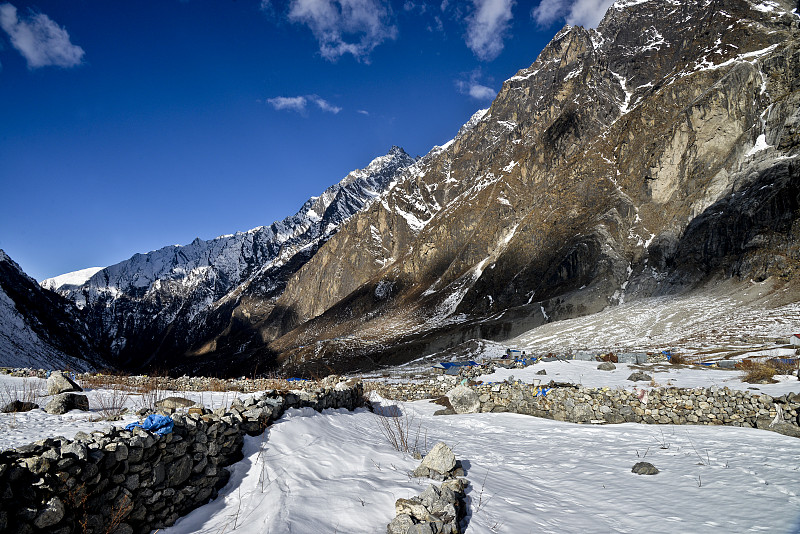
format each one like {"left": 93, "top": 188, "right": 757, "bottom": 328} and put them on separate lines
{"left": 536, "top": 369, "right": 547, "bottom": 375}
{"left": 387, "top": 513, "right": 415, "bottom": 534}
{"left": 47, "top": 371, "right": 82, "bottom": 395}
{"left": 33, "top": 497, "right": 65, "bottom": 528}
{"left": 631, "top": 462, "right": 659, "bottom": 475}
{"left": 597, "top": 362, "right": 616, "bottom": 371}
{"left": 627, "top": 372, "right": 652, "bottom": 382}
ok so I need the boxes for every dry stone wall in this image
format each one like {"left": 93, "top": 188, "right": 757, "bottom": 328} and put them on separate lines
{"left": 472, "top": 382, "right": 800, "bottom": 434}
{"left": 0, "top": 381, "right": 364, "bottom": 534}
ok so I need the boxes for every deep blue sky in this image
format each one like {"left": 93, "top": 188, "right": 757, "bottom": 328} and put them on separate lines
{"left": 0, "top": 0, "right": 611, "bottom": 281}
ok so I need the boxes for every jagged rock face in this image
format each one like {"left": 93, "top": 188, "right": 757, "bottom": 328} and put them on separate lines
{"left": 238, "top": 0, "right": 800, "bottom": 374}
{"left": 0, "top": 250, "right": 105, "bottom": 371}
{"left": 44, "top": 148, "right": 415, "bottom": 373}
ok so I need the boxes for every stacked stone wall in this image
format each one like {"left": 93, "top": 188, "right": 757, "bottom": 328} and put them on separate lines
{"left": 472, "top": 382, "right": 800, "bottom": 433}
{"left": 0, "top": 381, "right": 364, "bottom": 534}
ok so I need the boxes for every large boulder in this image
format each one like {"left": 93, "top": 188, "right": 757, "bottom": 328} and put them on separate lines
{"left": 446, "top": 385, "right": 479, "bottom": 414}
{"left": 47, "top": 371, "right": 82, "bottom": 395}
{"left": 45, "top": 393, "right": 89, "bottom": 414}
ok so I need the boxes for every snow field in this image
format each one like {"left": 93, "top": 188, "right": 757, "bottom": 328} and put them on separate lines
{"left": 165, "top": 398, "right": 800, "bottom": 533}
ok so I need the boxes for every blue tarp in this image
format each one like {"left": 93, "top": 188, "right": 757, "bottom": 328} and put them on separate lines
{"left": 286, "top": 377, "right": 307, "bottom": 382}
{"left": 432, "top": 361, "right": 479, "bottom": 370}
{"left": 125, "top": 414, "right": 174, "bottom": 436}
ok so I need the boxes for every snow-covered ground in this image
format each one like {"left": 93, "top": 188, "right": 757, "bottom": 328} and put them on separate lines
{"left": 164, "top": 397, "right": 800, "bottom": 534}
{"left": 3, "top": 364, "right": 800, "bottom": 533}
{"left": 477, "top": 360, "right": 800, "bottom": 396}
{"left": 510, "top": 281, "right": 800, "bottom": 359}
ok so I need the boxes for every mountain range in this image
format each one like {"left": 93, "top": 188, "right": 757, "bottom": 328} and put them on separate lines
{"left": 6, "top": 0, "right": 799, "bottom": 376}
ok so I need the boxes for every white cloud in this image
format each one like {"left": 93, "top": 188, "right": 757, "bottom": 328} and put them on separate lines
{"left": 356, "top": 109, "right": 369, "bottom": 115}
{"left": 531, "top": 0, "right": 568, "bottom": 26}
{"left": 465, "top": 0, "right": 514, "bottom": 61}
{"left": 531, "top": 0, "right": 614, "bottom": 28}
{"left": 309, "top": 95, "right": 342, "bottom": 113}
{"left": 456, "top": 71, "right": 497, "bottom": 101}
{"left": 468, "top": 83, "right": 496, "bottom": 100}
{"left": 0, "top": 3, "right": 85, "bottom": 69}
{"left": 565, "top": 0, "right": 614, "bottom": 27}
{"left": 267, "top": 96, "right": 308, "bottom": 112}
{"left": 267, "top": 94, "right": 341, "bottom": 114}
{"left": 288, "top": 0, "right": 397, "bottom": 62}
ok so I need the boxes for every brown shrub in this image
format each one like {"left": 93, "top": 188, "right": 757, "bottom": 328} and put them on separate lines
{"left": 740, "top": 361, "right": 777, "bottom": 384}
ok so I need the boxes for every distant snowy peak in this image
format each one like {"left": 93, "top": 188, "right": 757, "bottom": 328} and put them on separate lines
{"left": 56, "top": 146, "right": 415, "bottom": 308}
{"left": 41, "top": 267, "right": 104, "bottom": 292}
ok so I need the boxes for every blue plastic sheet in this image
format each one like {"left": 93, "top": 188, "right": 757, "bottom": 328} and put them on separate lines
{"left": 125, "top": 414, "right": 174, "bottom": 436}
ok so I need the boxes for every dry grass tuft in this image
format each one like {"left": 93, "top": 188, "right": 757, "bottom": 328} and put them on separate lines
{"left": 740, "top": 361, "right": 777, "bottom": 384}
{"left": 668, "top": 353, "right": 689, "bottom": 365}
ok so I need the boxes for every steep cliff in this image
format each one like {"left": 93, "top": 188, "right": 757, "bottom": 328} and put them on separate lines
{"left": 0, "top": 250, "right": 105, "bottom": 371}
{"left": 231, "top": 0, "right": 800, "bottom": 374}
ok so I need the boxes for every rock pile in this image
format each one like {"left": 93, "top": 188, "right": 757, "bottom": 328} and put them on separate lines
{"left": 388, "top": 442, "right": 468, "bottom": 534}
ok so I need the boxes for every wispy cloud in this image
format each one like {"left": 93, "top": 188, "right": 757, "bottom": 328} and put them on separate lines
{"left": 287, "top": 0, "right": 397, "bottom": 62}
{"left": 356, "top": 109, "right": 369, "bottom": 115}
{"left": 531, "top": 0, "right": 614, "bottom": 28}
{"left": 456, "top": 71, "right": 497, "bottom": 101}
{"left": 531, "top": 0, "right": 567, "bottom": 26}
{"left": 0, "top": 3, "right": 85, "bottom": 69}
{"left": 308, "top": 95, "right": 342, "bottom": 113}
{"left": 465, "top": 0, "right": 514, "bottom": 61}
{"left": 267, "top": 94, "right": 342, "bottom": 114}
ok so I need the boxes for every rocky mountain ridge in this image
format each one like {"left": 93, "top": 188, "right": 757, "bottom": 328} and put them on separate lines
{"left": 42, "top": 147, "right": 415, "bottom": 370}
{"left": 38, "top": 0, "right": 800, "bottom": 376}
{"left": 0, "top": 250, "right": 106, "bottom": 371}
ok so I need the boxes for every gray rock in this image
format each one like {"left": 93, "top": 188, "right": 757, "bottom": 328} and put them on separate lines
{"left": 631, "top": 462, "right": 659, "bottom": 475}
{"left": 166, "top": 455, "right": 193, "bottom": 486}
{"left": 755, "top": 417, "right": 800, "bottom": 437}
{"left": 407, "top": 524, "right": 434, "bottom": 534}
{"left": 395, "top": 498, "right": 430, "bottom": 521}
{"left": 61, "top": 441, "right": 89, "bottom": 461}
{"left": 446, "top": 385, "right": 480, "bottom": 414}
{"left": 33, "top": 497, "right": 65, "bottom": 528}
{"left": 627, "top": 372, "right": 653, "bottom": 382}
{"left": 1, "top": 400, "right": 38, "bottom": 412}
{"left": 536, "top": 369, "right": 547, "bottom": 375}
{"left": 45, "top": 393, "right": 89, "bottom": 414}
{"left": 386, "top": 513, "right": 415, "bottom": 534}
{"left": 597, "top": 362, "right": 616, "bottom": 371}
{"left": 47, "top": 371, "right": 82, "bottom": 395}
{"left": 420, "top": 442, "right": 456, "bottom": 475}
{"left": 157, "top": 396, "right": 197, "bottom": 410}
